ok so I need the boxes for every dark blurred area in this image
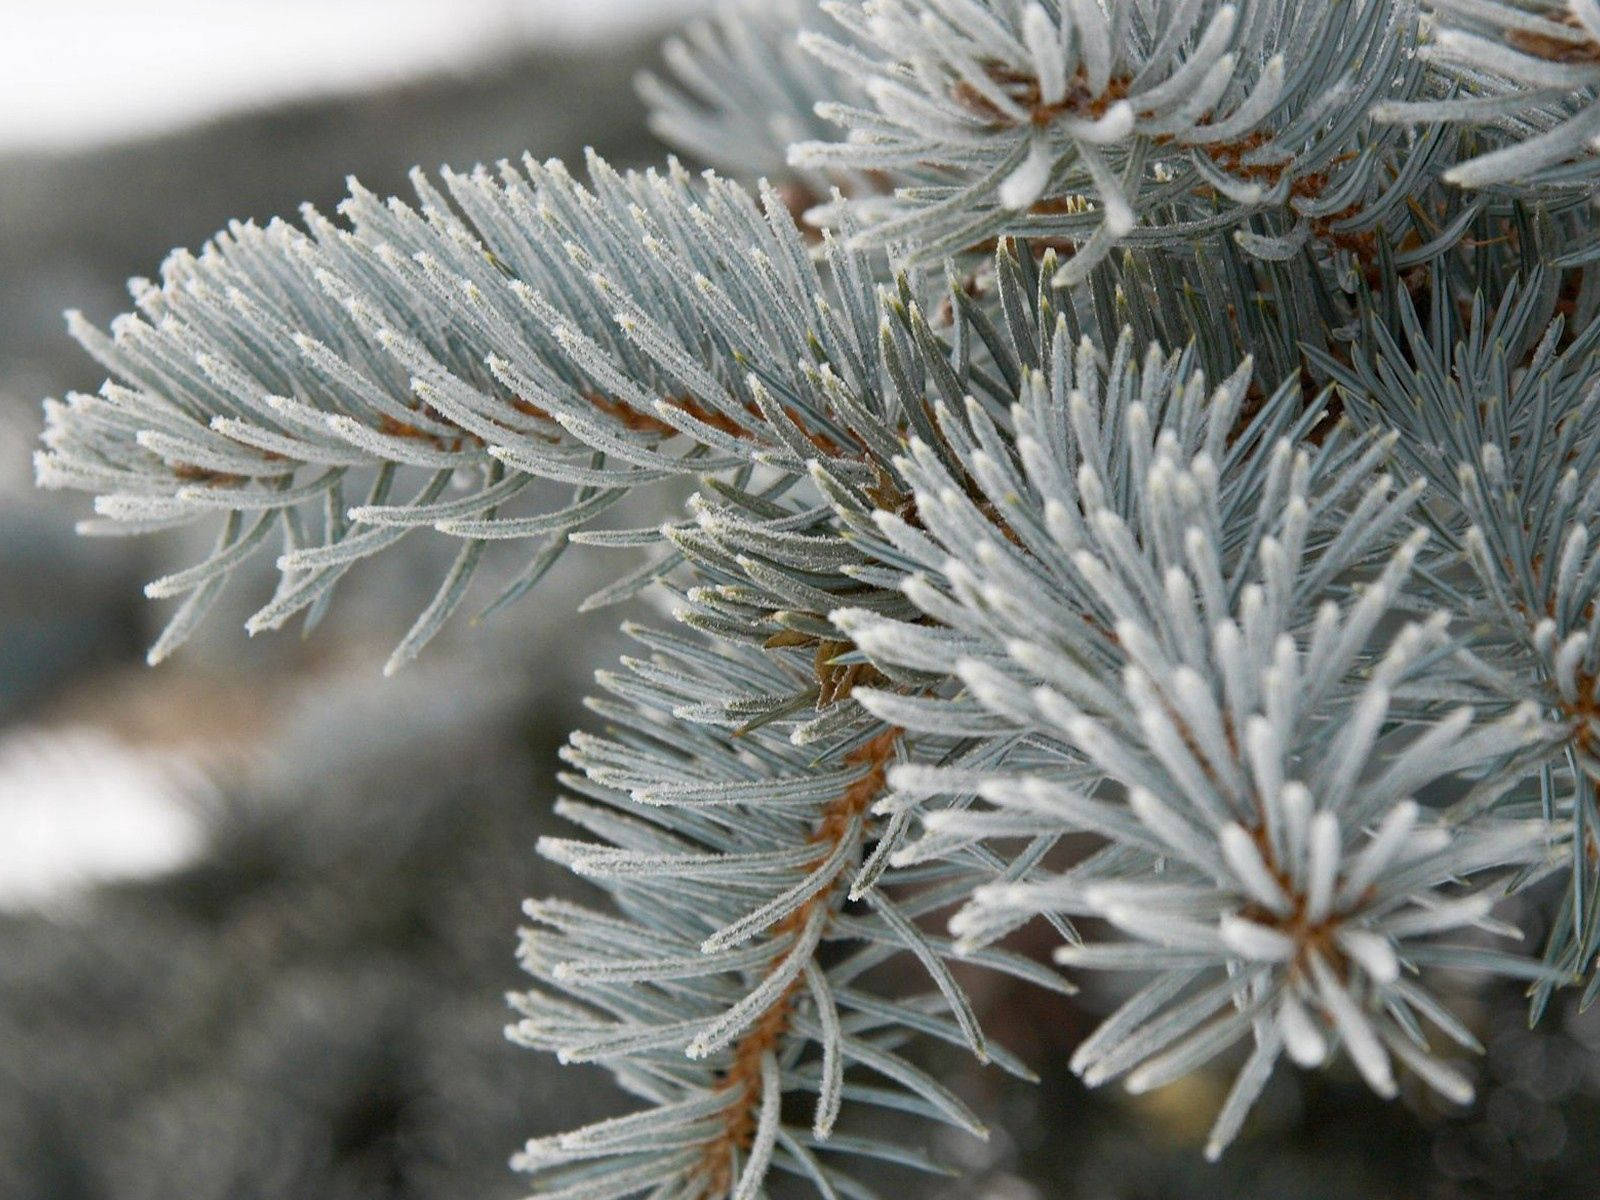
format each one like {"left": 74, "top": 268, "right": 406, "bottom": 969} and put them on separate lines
{"left": 0, "top": 665, "right": 622, "bottom": 1200}
{"left": 4, "top": 15, "right": 1600, "bottom": 1200}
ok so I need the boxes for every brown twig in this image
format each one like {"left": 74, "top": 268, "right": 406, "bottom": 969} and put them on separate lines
{"left": 1505, "top": 10, "right": 1600, "bottom": 65}
{"left": 688, "top": 726, "right": 902, "bottom": 1199}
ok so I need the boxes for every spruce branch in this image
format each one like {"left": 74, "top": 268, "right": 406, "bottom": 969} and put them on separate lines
{"left": 638, "top": 0, "right": 875, "bottom": 215}
{"left": 1376, "top": 0, "right": 1600, "bottom": 192}
{"left": 35, "top": 157, "right": 895, "bottom": 667}
{"left": 791, "top": 1, "right": 1441, "bottom": 280}
{"left": 30, "top": 0, "right": 1600, "bottom": 1187}
{"left": 835, "top": 311, "right": 1570, "bottom": 1153}
{"left": 1318, "top": 268, "right": 1600, "bottom": 1006}
{"left": 513, "top": 622, "right": 1062, "bottom": 1199}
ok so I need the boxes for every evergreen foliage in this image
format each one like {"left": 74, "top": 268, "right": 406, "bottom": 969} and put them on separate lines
{"left": 31, "top": 0, "right": 1600, "bottom": 1194}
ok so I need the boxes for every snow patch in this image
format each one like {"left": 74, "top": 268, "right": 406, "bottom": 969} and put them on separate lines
{"left": 0, "top": 726, "right": 213, "bottom": 909}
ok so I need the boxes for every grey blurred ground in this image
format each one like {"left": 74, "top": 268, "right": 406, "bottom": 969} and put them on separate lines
{"left": 4, "top": 27, "right": 1600, "bottom": 1200}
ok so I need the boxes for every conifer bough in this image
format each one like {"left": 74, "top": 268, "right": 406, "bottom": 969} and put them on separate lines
{"left": 31, "top": 0, "right": 1600, "bottom": 1194}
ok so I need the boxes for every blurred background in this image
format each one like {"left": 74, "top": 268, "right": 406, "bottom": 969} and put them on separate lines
{"left": 3, "top": 4, "right": 1600, "bottom": 1197}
